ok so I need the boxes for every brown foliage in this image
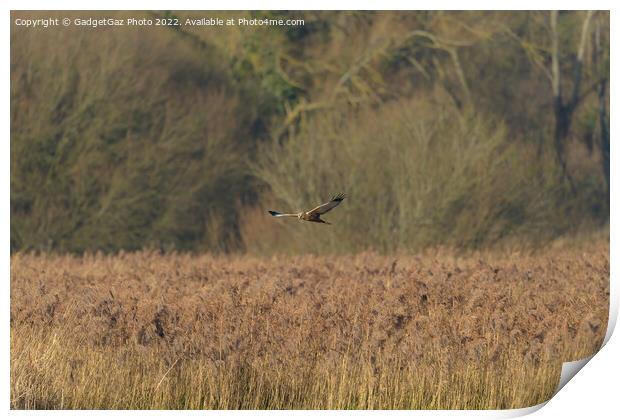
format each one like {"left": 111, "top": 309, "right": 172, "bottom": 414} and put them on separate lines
{"left": 10, "top": 242, "right": 608, "bottom": 409}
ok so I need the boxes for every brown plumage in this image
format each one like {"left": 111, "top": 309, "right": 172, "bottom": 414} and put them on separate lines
{"left": 268, "top": 193, "right": 346, "bottom": 224}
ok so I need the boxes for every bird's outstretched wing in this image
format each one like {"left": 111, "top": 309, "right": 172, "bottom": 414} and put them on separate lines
{"left": 307, "top": 193, "right": 346, "bottom": 216}
{"left": 268, "top": 211, "right": 298, "bottom": 217}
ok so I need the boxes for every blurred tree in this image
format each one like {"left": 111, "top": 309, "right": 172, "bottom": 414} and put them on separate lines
{"left": 549, "top": 10, "right": 593, "bottom": 191}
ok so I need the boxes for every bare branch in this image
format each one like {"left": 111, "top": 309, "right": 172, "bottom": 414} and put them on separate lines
{"left": 404, "top": 29, "right": 476, "bottom": 48}
{"left": 570, "top": 11, "right": 594, "bottom": 107}
{"left": 448, "top": 48, "right": 471, "bottom": 105}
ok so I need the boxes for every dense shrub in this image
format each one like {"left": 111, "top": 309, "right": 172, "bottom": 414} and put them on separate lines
{"left": 250, "top": 100, "right": 602, "bottom": 254}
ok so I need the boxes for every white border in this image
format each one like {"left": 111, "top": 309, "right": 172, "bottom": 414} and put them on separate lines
{"left": 3, "top": 2, "right": 617, "bottom": 419}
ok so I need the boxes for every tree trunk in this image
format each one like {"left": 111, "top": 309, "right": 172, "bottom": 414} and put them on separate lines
{"left": 550, "top": 11, "right": 575, "bottom": 192}
{"left": 549, "top": 11, "right": 593, "bottom": 194}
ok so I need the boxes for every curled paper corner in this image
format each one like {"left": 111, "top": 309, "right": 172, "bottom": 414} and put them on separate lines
{"left": 546, "top": 287, "right": 616, "bottom": 402}
{"left": 494, "top": 277, "right": 616, "bottom": 418}
{"left": 544, "top": 253, "right": 618, "bottom": 401}
{"left": 488, "top": 357, "right": 596, "bottom": 418}
{"left": 554, "top": 356, "right": 595, "bottom": 395}
{"left": 538, "top": 288, "right": 617, "bottom": 411}
{"left": 495, "top": 315, "right": 615, "bottom": 417}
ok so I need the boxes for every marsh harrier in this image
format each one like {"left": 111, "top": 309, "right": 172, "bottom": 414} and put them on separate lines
{"left": 268, "top": 193, "right": 346, "bottom": 224}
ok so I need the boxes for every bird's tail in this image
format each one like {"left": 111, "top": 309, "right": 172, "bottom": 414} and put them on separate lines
{"left": 268, "top": 211, "right": 298, "bottom": 217}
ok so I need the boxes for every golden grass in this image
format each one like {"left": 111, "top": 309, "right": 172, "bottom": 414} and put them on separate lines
{"left": 10, "top": 243, "right": 608, "bottom": 409}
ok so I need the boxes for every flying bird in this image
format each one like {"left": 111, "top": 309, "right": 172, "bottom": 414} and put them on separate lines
{"left": 268, "top": 193, "right": 346, "bottom": 224}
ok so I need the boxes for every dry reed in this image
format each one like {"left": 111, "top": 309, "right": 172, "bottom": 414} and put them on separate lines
{"left": 10, "top": 242, "right": 608, "bottom": 409}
